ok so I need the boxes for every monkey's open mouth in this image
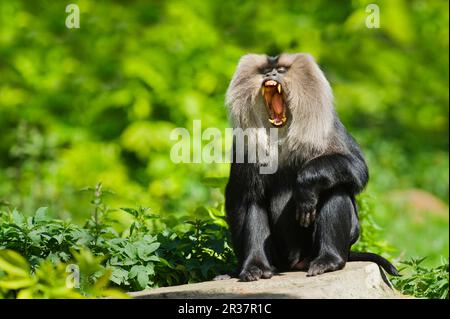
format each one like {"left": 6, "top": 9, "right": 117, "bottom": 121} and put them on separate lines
{"left": 262, "top": 80, "right": 286, "bottom": 127}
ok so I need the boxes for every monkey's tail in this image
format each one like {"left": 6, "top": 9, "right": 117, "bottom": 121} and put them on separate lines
{"left": 349, "top": 251, "right": 400, "bottom": 276}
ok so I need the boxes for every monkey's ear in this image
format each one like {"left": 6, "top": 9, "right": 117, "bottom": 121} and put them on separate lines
{"left": 236, "top": 54, "right": 266, "bottom": 70}
{"left": 289, "top": 53, "right": 330, "bottom": 81}
{"left": 239, "top": 53, "right": 264, "bottom": 61}
{"left": 290, "top": 53, "right": 316, "bottom": 65}
{"left": 277, "top": 53, "right": 313, "bottom": 69}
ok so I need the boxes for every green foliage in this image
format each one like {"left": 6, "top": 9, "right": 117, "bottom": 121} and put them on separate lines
{"left": 1, "top": 183, "right": 449, "bottom": 299}
{"left": 154, "top": 219, "right": 234, "bottom": 286}
{"left": 352, "top": 194, "right": 449, "bottom": 299}
{"left": 352, "top": 194, "right": 395, "bottom": 257}
{"left": 0, "top": 0, "right": 447, "bottom": 217}
{"left": 0, "top": 249, "right": 126, "bottom": 298}
{"left": 0, "top": 184, "right": 235, "bottom": 297}
{"left": 393, "top": 257, "right": 449, "bottom": 299}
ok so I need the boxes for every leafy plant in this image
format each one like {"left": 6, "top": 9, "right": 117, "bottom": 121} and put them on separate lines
{"left": 0, "top": 249, "right": 126, "bottom": 298}
{"left": 352, "top": 193, "right": 396, "bottom": 258}
{"left": 392, "top": 257, "right": 449, "bottom": 299}
{"left": 81, "top": 183, "right": 115, "bottom": 245}
{"left": 103, "top": 234, "right": 161, "bottom": 290}
{"left": 154, "top": 219, "right": 235, "bottom": 286}
{"left": 0, "top": 206, "right": 87, "bottom": 268}
{"left": 0, "top": 184, "right": 235, "bottom": 296}
{"left": 1, "top": 182, "right": 447, "bottom": 299}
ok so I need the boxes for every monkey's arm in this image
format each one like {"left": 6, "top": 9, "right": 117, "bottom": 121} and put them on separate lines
{"left": 295, "top": 152, "right": 368, "bottom": 227}
{"left": 298, "top": 153, "right": 368, "bottom": 195}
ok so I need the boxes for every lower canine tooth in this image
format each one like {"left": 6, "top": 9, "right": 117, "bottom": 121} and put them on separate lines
{"left": 269, "top": 118, "right": 284, "bottom": 126}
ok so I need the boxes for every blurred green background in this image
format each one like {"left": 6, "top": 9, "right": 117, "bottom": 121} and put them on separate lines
{"left": 0, "top": 0, "right": 448, "bottom": 266}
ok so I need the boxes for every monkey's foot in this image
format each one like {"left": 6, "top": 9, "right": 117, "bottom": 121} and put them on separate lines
{"left": 307, "top": 255, "right": 345, "bottom": 277}
{"left": 239, "top": 265, "right": 273, "bottom": 282}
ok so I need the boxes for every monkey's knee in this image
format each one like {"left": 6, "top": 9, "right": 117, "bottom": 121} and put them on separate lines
{"left": 315, "top": 191, "right": 354, "bottom": 226}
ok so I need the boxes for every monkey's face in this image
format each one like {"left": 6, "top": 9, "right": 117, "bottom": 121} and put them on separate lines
{"left": 226, "top": 53, "right": 333, "bottom": 131}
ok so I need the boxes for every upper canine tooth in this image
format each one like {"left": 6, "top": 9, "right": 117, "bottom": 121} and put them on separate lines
{"left": 262, "top": 87, "right": 265, "bottom": 96}
{"left": 277, "top": 84, "right": 282, "bottom": 94}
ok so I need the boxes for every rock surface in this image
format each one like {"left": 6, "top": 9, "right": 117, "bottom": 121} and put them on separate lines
{"left": 130, "top": 262, "right": 407, "bottom": 299}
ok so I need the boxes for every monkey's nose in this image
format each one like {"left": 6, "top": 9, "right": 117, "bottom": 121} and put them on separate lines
{"left": 264, "top": 69, "right": 278, "bottom": 77}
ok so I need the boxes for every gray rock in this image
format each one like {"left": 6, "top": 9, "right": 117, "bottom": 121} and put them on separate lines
{"left": 129, "top": 262, "right": 408, "bottom": 299}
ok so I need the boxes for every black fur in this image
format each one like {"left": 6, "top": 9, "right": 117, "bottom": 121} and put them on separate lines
{"left": 225, "top": 118, "right": 399, "bottom": 281}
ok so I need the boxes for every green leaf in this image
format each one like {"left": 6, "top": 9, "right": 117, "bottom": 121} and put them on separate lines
{"left": 12, "top": 209, "right": 25, "bottom": 225}
{"left": 120, "top": 208, "right": 138, "bottom": 218}
{"left": 110, "top": 267, "right": 129, "bottom": 285}
{"left": 145, "top": 264, "right": 155, "bottom": 275}
{"left": 156, "top": 257, "right": 172, "bottom": 268}
{"left": 28, "top": 230, "right": 41, "bottom": 243}
{"left": 0, "top": 277, "right": 36, "bottom": 289}
{"left": 136, "top": 271, "right": 149, "bottom": 290}
{"left": 0, "top": 250, "right": 30, "bottom": 277}
{"left": 144, "top": 242, "right": 160, "bottom": 255}
{"left": 110, "top": 259, "right": 137, "bottom": 266}
{"left": 129, "top": 222, "right": 137, "bottom": 236}
{"left": 146, "top": 255, "right": 160, "bottom": 262}
{"left": 34, "top": 207, "right": 48, "bottom": 222}
{"left": 124, "top": 243, "right": 137, "bottom": 259}
{"left": 129, "top": 265, "right": 146, "bottom": 279}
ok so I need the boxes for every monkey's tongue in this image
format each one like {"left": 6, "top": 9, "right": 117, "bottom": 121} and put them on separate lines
{"left": 270, "top": 93, "right": 285, "bottom": 126}
{"left": 272, "top": 93, "right": 283, "bottom": 115}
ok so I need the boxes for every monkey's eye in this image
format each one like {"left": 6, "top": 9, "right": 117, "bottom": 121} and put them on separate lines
{"left": 277, "top": 67, "right": 288, "bottom": 73}
{"left": 260, "top": 67, "right": 272, "bottom": 74}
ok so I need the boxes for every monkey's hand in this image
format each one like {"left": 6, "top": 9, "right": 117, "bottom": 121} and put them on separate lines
{"left": 295, "top": 188, "right": 318, "bottom": 228}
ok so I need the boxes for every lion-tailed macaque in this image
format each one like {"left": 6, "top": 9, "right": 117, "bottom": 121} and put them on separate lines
{"left": 224, "top": 53, "right": 399, "bottom": 281}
